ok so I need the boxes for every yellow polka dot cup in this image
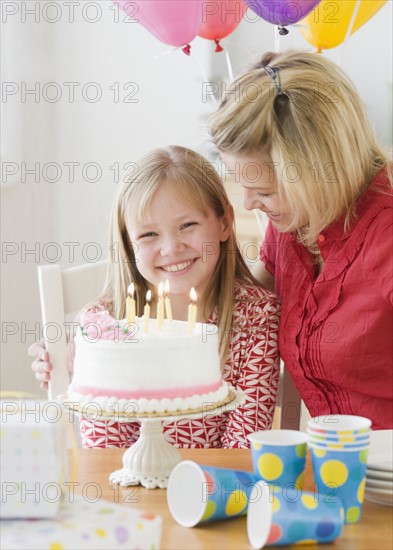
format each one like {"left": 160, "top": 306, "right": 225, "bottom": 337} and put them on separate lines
{"left": 310, "top": 445, "right": 369, "bottom": 524}
{"left": 247, "top": 430, "right": 308, "bottom": 489}
{"left": 307, "top": 414, "right": 371, "bottom": 436}
{"left": 247, "top": 482, "right": 344, "bottom": 548}
{"left": 307, "top": 431, "right": 370, "bottom": 445}
{"left": 167, "top": 461, "right": 260, "bottom": 526}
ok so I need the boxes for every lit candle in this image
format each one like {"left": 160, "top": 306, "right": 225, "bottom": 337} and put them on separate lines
{"left": 126, "top": 283, "right": 136, "bottom": 325}
{"left": 157, "top": 282, "right": 164, "bottom": 330}
{"left": 164, "top": 279, "right": 172, "bottom": 323}
{"left": 144, "top": 290, "right": 151, "bottom": 333}
{"left": 188, "top": 287, "right": 197, "bottom": 334}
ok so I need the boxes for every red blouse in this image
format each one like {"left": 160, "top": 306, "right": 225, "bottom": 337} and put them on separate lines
{"left": 79, "top": 282, "right": 280, "bottom": 449}
{"left": 260, "top": 171, "right": 393, "bottom": 429}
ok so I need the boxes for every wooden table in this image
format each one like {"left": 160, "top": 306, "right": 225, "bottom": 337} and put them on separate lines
{"left": 71, "top": 448, "right": 393, "bottom": 549}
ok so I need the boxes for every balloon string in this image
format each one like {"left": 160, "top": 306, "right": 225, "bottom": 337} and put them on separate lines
{"left": 274, "top": 25, "right": 281, "bottom": 52}
{"left": 192, "top": 48, "right": 219, "bottom": 107}
{"left": 154, "top": 47, "right": 178, "bottom": 59}
{"left": 221, "top": 38, "right": 254, "bottom": 58}
{"left": 225, "top": 49, "right": 234, "bottom": 81}
{"left": 337, "top": 0, "right": 361, "bottom": 66}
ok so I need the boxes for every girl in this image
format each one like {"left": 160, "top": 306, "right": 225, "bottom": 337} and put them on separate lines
{"left": 210, "top": 50, "right": 393, "bottom": 429}
{"left": 30, "top": 146, "right": 280, "bottom": 448}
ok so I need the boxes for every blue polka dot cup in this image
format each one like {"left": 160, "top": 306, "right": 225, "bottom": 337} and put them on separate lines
{"left": 307, "top": 431, "right": 370, "bottom": 444}
{"left": 310, "top": 445, "right": 369, "bottom": 524}
{"left": 247, "top": 430, "right": 308, "bottom": 489}
{"left": 247, "top": 482, "right": 344, "bottom": 548}
{"left": 307, "top": 437, "right": 370, "bottom": 450}
{"left": 167, "top": 461, "right": 260, "bottom": 527}
{"left": 307, "top": 415, "right": 371, "bottom": 436}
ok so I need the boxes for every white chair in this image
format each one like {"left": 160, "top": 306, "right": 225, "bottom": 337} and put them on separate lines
{"left": 37, "top": 260, "right": 108, "bottom": 401}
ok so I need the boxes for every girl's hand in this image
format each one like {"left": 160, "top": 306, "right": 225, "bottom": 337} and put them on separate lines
{"left": 28, "top": 340, "right": 52, "bottom": 391}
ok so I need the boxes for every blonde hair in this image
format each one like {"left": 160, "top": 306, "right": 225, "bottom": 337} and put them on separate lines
{"left": 101, "top": 145, "right": 257, "bottom": 367}
{"left": 210, "top": 50, "right": 392, "bottom": 245}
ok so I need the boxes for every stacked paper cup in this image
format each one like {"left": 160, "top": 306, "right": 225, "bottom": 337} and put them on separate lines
{"left": 307, "top": 415, "right": 372, "bottom": 524}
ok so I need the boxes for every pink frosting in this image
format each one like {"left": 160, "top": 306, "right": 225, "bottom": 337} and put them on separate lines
{"left": 80, "top": 310, "right": 132, "bottom": 341}
{"left": 71, "top": 380, "right": 222, "bottom": 400}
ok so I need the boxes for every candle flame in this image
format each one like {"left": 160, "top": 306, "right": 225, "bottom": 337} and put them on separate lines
{"left": 128, "top": 283, "right": 134, "bottom": 297}
{"left": 164, "top": 279, "right": 170, "bottom": 295}
{"left": 190, "top": 287, "right": 197, "bottom": 303}
{"left": 146, "top": 290, "right": 152, "bottom": 303}
{"left": 158, "top": 282, "right": 164, "bottom": 298}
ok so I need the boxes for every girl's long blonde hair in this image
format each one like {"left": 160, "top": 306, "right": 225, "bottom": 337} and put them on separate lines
{"left": 210, "top": 50, "right": 392, "bottom": 245}
{"left": 101, "top": 145, "right": 258, "bottom": 367}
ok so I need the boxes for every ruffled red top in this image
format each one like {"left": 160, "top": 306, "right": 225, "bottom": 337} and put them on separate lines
{"left": 260, "top": 170, "right": 393, "bottom": 429}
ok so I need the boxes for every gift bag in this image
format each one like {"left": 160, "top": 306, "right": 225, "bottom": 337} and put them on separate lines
{"left": 1, "top": 396, "right": 70, "bottom": 519}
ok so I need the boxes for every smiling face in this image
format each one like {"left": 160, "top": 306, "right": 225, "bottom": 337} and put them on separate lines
{"left": 127, "top": 182, "right": 230, "bottom": 301}
{"left": 221, "top": 152, "right": 291, "bottom": 230}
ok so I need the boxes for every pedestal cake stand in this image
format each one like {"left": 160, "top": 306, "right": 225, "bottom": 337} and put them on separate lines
{"left": 110, "top": 416, "right": 192, "bottom": 489}
{"left": 109, "top": 390, "right": 245, "bottom": 489}
{"left": 64, "top": 390, "right": 245, "bottom": 489}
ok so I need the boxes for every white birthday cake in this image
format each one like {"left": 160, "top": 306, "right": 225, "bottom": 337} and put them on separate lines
{"left": 67, "top": 310, "right": 231, "bottom": 417}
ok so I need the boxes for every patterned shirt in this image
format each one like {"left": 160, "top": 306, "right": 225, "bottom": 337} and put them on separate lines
{"left": 260, "top": 170, "right": 393, "bottom": 429}
{"left": 79, "top": 281, "right": 280, "bottom": 448}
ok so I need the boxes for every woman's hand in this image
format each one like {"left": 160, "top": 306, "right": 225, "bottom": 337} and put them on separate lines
{"left": 28, "top": 340, "right": 52, "bottom": 391}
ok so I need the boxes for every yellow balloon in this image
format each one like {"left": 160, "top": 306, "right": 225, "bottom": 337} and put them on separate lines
{"left": 300, "top": 0, "right": 387, "bottom": 51}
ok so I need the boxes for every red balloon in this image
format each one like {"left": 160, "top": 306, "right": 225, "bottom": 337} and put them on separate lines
{"left": 198, "top": 0, "right": 247, "bottom": 50}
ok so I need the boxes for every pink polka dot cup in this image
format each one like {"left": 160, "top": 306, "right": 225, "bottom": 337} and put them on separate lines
{"left": 247, "top": 430, "right": 308, "bottom": 489}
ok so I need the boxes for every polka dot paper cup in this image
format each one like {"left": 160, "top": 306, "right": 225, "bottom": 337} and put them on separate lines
{"left": 167, "top": 461, "right": 260, "bottom": 527}
{"left": 307, "top": 431, "right": 370, "bottom": 444}
{"left": 307, "top": 437, "right": 370, "bottom": 450}
{"left": 247, "top": 430, "right": 308, "bottom": 489}
{"left": 247, "top": 482, "right": 344, "bottom": 548}
{"left": 310, "top": 445, "right": 369, "bottom": 524}
{"left": 307, "top": 415, "right": 371, "bottom": 435}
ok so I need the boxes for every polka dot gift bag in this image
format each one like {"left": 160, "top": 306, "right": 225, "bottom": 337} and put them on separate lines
{"left": 0, "top": 396, "right": 71, "bottom": 519}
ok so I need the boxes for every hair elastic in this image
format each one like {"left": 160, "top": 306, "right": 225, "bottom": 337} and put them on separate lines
{"left": 263, "top": 65, "right": 283, "bottom": 95}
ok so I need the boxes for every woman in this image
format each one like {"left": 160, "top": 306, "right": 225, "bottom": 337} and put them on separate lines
{"left": 210, "top": 50, "right": 393, "bottom": 429}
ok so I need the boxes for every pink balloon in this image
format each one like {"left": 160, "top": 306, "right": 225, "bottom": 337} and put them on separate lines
{"left": 198, "top": 1, "right": 247, "bottom": 44}
{"left": 114, "top": 0, "right": 204, "bottom": 48}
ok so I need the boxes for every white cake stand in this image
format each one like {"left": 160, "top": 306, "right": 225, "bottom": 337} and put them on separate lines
{"left": 107, "top": 390, "right": 245, "bottom": 489}
{"left": 109, "top": 417, "right": 183, "bottom": 489}
{"left": 63, "top": 390, "right": 245, "bottom": 489}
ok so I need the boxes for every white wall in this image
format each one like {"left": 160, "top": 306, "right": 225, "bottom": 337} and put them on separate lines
{"left": 1, "top": 0, "right": 212, "bottom": 395}
{"left": 1, "top": 1, "right": 392, "bottom": 395}
{"left": 210, "top": 3, "right": 392, "bottom": 146}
